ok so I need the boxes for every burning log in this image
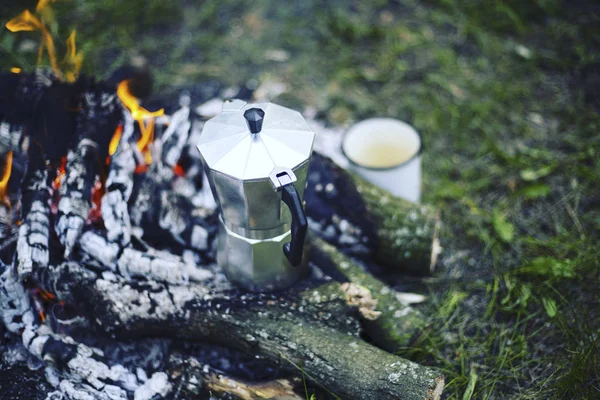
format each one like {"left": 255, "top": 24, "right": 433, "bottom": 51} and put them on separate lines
{"left": 56, "top": 82, "right": 120, "bottom": 257}
{"left": 102, "top": 110, "right": 136, "bottom": 246}
{"left": 0, "top": 122, "right": 25, "bottom": 155}
{"left": 306, "top": 152, "right": 442, "bottom": 275}
{"left": 16, "top": 142, "right": 51, "bottom": 278}
{"left": 37, "top": 255, "right": 444, "bottom": 400}
{"left": 1, "top": 261, "right": 175, "bottom": 400}
{"left": 156, "top": 95, "right": 192, "bottom": 171}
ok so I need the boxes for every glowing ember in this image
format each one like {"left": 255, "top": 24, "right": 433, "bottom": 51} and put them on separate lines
{"left": 173, "top": 163, "right": 186, "bottom": 177}
{"left": 31, "top": 287, "right": 59, "bottom": 322}
{"left": 89, "top": 180, "right": 104, "bottom": 222}
{"left": 6, "top": 0, "right": 82, "bottom": 82}
{"left": 116, "top": 80, "right": 164, "bottom": 168}
{"left": 0, "top": 151, "right": 13, "bottom": 205}
{"left": 52, "top": 156, "right": 67, "bottom": 191}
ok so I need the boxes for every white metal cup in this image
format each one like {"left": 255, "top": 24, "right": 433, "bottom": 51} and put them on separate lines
{"left": 342, "top": 118, "right": 422, "bottom": 203}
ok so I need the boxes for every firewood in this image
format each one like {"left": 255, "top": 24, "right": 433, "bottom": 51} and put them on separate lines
{"left": 310, "top": 236, "right": 429, "bottom": 352}
{"left": 0, "top": 122, "right": 25, "bottom": 155}
{"left": 157, "top": 95, "right": 191, "bottom": 170}
{"left": 56, "top": 83, "right": 120, "bottom": 257}
{"left": 1, "top": 77, "right": 446, "bottom": 398}
{"left": 77, "top": 230, "right": 211, "bottom": 285}
{"left": 307, "top": 152, "right": 442, "bottom": 275}
{"left": 102, "top": 111, "right": 136, "bottom": 246}
{"left": 1, "top": 261, "right": 176, "bottom": 400}
{"left": 168, "top": 353, "right": 303, "bottom": 400}
{"left": 16, "top": 143, "right": 51, "bottom": 278}
{"left": 40, "top": 259, "right": 445, "bottom": 400}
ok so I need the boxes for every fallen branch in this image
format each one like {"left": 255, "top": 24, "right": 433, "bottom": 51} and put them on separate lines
{"left": 310, "top": 236, "right": 429, "bottom": 352}
{"left": 307, "top": 153, "right": 442, "bottom": 275}
{"left": 40, "top": 259, "right": 444, "bottom": 400}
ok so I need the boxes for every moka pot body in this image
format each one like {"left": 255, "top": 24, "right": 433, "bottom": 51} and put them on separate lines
{"left": 197, "top": 100, "right": 314, "bottom": 292}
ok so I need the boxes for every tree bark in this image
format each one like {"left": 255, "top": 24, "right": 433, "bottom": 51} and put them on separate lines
{"left": 39, "top": 261, "right": 444, "bottom": 400}
{"left": 306, "top": 153, "right": 441, "bottom": 275}
{"left": 309, "top": 236, "right": 429, "bottom": 352}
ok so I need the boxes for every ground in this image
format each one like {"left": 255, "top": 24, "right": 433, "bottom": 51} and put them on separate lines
{"left": 1, "top": 0, "right": 599, "bottom": 399}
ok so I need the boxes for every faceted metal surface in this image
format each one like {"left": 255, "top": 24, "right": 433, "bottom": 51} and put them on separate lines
{"left": 197, "top": 100, "right": 314, "bottom": 291}
{"left": 197, "top": 101, "right": 315, "bottom": 181}
{"left": 198, "top": 101, "right": 314, "bottom": 233}
{"left": 206, "top": 161, "right": 309, "bottom": 235}
{"left": 217, "top": 218, "right": 309, "bottom": 292}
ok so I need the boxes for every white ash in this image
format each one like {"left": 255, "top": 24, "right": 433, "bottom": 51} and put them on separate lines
{"left": 0, "top": 264, "right": 34, "bottom": 333}
{"left": 2, "top": 264, "right": 143, "bottom": 400}
{"left": 93, "top": 276, "right": 212, "bottom": 325}
{"left": 102, "top": 112, "right": 136, "bottom": 246}
{"left": 79, "top": 231, "right": 120, "bottom": 267}
{"left": 56, "top": 196, "right": 89, "bottom": 258}
{"left": 17, "top": 194, "right": 50, "bottom": 277}
{"left": 133, "top": 372, "right": 172, "bottom": 400}
{"left": 308, "top": 118, "right": 349, "bottom": 168}
{"left": 101, "top": 190, "right": 132, "bottom": 246}
{"left": 79, "top": 230, "right": 202, "bottom": 285}
{"left": 172, "top": 175, "right": 196, "bottom": 198}
{"left": 0, "top": 121, "right": 25, "bottom": 153}
{"left": 117, "top": 247, "right": 189, "bottom": 285}
{"left": 191, "top": 173, "right": 217, "bottom": 213}
{"left": 56, "top": 139, "right": 100, "bottom": 257}
{"left": 158, "top": 102, "right": 191, "bottom": 168}
{"left": 157, "top": 190, "right": 186, "bottom": 239}
{"left": 51, "top": 380, "right": 127, "bottom": 400}
{"left": 191, "top": 225, "right": 209, "bottom": 250}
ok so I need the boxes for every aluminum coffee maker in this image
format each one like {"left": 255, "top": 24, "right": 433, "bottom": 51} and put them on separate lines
{"left": 197, "top": 100, "right": 315, "bottom": 292}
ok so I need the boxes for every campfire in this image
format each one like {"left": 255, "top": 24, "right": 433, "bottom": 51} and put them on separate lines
{"left": 1, "top": 2, "right": 444, "bottom": 399}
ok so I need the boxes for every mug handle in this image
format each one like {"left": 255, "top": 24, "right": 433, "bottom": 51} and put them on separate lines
{"left": 281, "top": 183, "right": 307, "bottom": 267}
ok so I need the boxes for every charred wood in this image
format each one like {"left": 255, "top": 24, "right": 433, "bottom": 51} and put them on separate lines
{"left": 168, "top": 353, "right": 303, "bottom": 400}
{"left": 16, "top": 143, "right": 52, "bottom": 278}
{"left": 102, "top": 112, "right": 136, "bottom": 246}
{"left": 42, "top": 261, "right": 444, "bottom": 400}
{"left": 56, "top": 83, "right": 120, "bottom": 257}
{"left": 0, "top": 122, "right": 26, "bottom": 155}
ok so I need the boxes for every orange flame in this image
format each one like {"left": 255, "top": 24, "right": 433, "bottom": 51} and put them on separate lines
{"left": 52, "top": 156, "right": 67, "bottom": 191}
{"left": 0, "top": 151, "right": 13, "bottom": 204}
{"left": 6, "top": 1, "right": 82, "bottom": 82}
{"left": 108, "top": 124, "right": 123, "bottom": 157}
{"left": 116, "top": 80, "right": 164, "bottom": 168}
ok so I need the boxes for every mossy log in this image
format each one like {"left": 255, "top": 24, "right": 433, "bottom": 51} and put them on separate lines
{"left": 40, "top": 261, "right": 444, "bottom": 400}
{"left": 310, "top": 236, "right": 429, "bottom": 352}
{"left": 306, "top": 153, "right": 441, "bottom": 275}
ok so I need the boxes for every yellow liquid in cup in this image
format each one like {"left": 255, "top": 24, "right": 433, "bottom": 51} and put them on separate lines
{"left": 351, "top": 140, "right": 416, "bottom": 168}
{"left": 343, "top": 119, "right": 421, "bottom": 169}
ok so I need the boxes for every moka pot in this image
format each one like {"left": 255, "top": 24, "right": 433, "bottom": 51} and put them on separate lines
{"left": 197, "top": 99, "right": 315, "bottom": 292}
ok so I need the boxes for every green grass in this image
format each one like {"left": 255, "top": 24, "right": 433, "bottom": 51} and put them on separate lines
{"left": 1, "top": 0, "right": 599, "bottom": 398}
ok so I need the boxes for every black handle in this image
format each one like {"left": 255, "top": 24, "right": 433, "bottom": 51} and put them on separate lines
{"left": 281, "top": 183, "right": 308, "bottom": 266}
